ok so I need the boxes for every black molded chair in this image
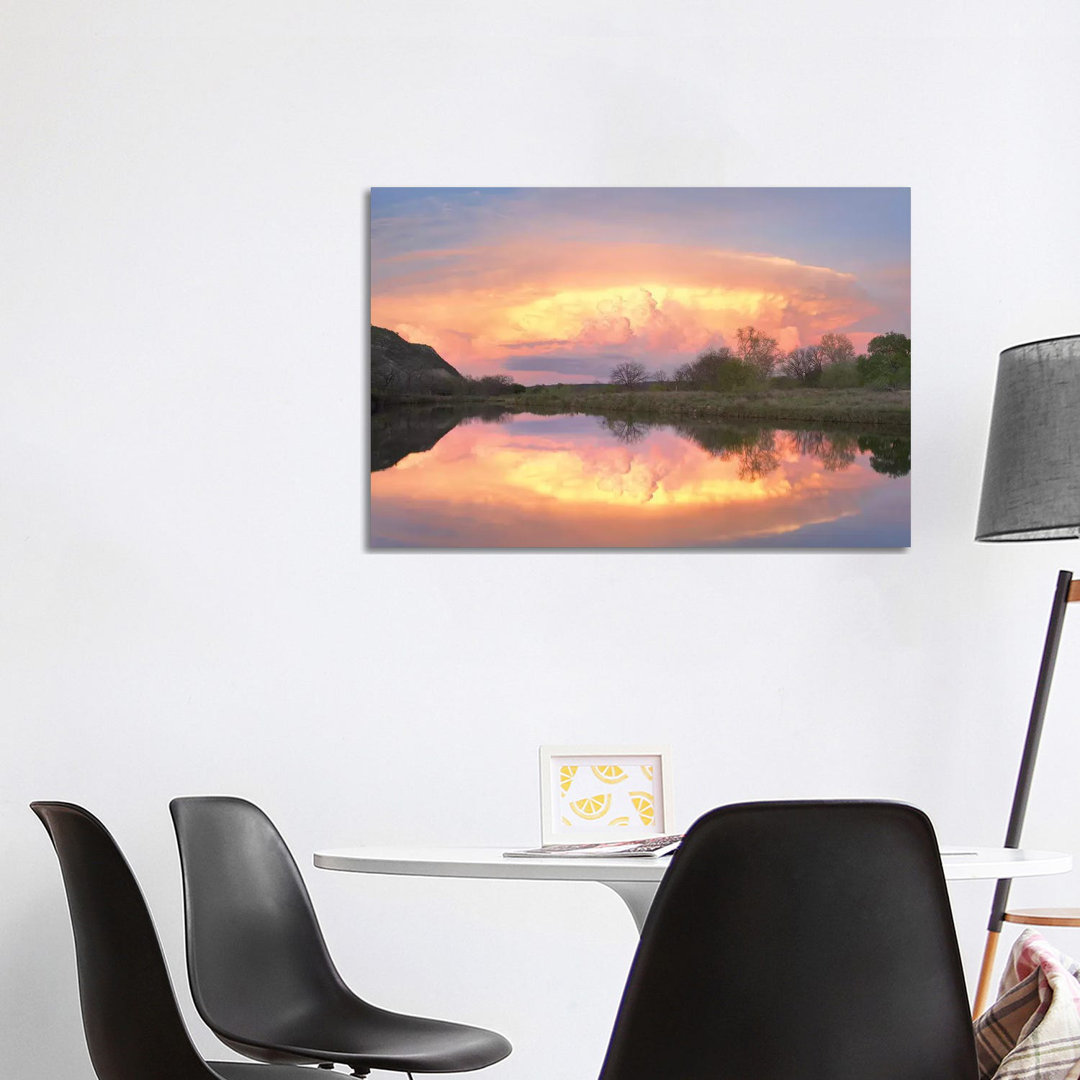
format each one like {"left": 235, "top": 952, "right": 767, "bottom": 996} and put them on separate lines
{"left": 169, "top": 796, "right": 511, "bottom": 1077}
{"left": 598, "top": 800, "right": 979, "bottom": 1080}
{"left": 31, "top": 801, "right": 316, "bottom": 1080}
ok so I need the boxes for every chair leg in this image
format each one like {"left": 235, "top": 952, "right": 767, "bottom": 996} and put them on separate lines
{"left": 972, "top": 928, "right": 1001, "bottom": 1019}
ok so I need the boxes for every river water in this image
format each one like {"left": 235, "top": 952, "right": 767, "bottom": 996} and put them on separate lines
{"left": 370, "top": 406, "right": 910, "bottom": 549}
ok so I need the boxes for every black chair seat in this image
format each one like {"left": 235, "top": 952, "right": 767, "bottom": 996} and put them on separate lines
{"left": 171, "top": 796, "right": 510, "bottom": 1075}
{"left": 217, "top": 1002, "right": 511, "bottom": 1073}
{"left": 208, "top": 1067, "right": 324, "bottom": 1080}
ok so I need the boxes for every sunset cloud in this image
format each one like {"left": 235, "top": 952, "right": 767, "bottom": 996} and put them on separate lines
{"left": 371, "top": 188, "right": 909, "bottom": 382}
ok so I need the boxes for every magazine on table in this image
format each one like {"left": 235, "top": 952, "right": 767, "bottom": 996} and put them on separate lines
{"left": 504, "top": 834, "right": 683, "bottom": 859}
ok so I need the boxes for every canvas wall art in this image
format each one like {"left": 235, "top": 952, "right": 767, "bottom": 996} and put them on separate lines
{"left": 370, "top": 187, "right": 910, "bottom": 549}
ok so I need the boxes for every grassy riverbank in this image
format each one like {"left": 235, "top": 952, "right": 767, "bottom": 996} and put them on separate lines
{"left": 386, "top": 386, "right": 910, "bottom": 429}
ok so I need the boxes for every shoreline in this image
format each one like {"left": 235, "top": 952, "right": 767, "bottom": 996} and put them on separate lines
{"left": 374, "top": 387, "right": 911, "bottom": 432}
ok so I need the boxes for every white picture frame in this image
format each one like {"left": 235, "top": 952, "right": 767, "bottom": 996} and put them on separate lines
{"left": 539, "top": 745, "right": 673, "bottom": 845}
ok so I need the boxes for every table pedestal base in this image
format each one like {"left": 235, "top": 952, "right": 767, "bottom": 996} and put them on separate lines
{"left": 600, "top": 881, "right": 660, "bottom": 934}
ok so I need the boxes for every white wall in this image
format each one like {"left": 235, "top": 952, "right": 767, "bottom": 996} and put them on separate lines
{"left": 4, "top": 2, "right": 1080, "bottom": 1076}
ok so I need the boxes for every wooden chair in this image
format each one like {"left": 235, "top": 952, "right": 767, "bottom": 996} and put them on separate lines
{"left": 1004, "top": 909, "right": 1080, "bottom": 929}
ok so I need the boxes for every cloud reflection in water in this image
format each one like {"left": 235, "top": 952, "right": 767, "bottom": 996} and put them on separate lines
{"left": 370, "top": 412, "right": 909, "bottom": 549}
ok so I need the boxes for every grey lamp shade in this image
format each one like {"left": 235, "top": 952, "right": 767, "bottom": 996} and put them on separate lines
{"left": 976, "top": 334, "right": 1080, "bottom": 541}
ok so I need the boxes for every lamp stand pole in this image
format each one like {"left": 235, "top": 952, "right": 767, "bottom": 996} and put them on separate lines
{"left": 972, "top": 569, "right": 1076, "bottom": 1018}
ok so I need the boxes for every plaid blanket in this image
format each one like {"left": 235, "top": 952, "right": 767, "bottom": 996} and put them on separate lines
{"left": 975, "top": 929, "right": 1080, "bottom": 1079}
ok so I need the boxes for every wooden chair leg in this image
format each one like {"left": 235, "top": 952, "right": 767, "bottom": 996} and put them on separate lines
{"left": 973, "top": 929, "right": 1001, "bottom": 1019}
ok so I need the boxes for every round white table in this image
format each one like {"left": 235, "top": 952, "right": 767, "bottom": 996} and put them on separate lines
{"left": 314, "top": 845, "right": 1073, "bottom": 933}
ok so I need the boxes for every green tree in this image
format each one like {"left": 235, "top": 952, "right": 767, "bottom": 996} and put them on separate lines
{"left": 857, "top": 332, "right": 911, "bottom": 389}
{"left": 672, "top": 362, "right": 695, "bottom": 389}
{"left": 818, "top": 360, "right": 861, "bottom": 388}
{"left": 690, "top": 347, "right": 761, "bottom": 390}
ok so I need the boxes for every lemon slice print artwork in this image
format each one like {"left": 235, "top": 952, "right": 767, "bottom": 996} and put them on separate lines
{"left": 591, "top": 764, "right": 628, "bottom": 784}
{"left": 630, "top": 791, "right": 654, "bottom": 827}
{"left": 569, "top": 793, "right": 612, "bottom": 821}
{"left": 559, "top": 765, "right": 578, "bottom": 793}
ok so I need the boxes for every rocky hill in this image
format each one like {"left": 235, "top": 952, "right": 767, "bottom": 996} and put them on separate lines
{"left": 371, "top": 325, "right": 465, "bottom": 398}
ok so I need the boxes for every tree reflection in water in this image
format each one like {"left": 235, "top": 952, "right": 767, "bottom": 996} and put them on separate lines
{"left": 789, "top": 429, "right": 858, "bottom": 471}
{"left": 370, "top": 406, "right": 911, "bottom": 548}
{"left": 732, "top": 432, "right": 781, "bottom": 481}
{"left": 670, "top": 419, "right": 893, "bottom": 481}
{"left": 857, "top": 434, "right": 910, "bottom": 477}
{"left": 597, "top": 415, "right": 650, "bottom": 445}
{"left": 371, "top": 403, "right": 910, "bottom": 481}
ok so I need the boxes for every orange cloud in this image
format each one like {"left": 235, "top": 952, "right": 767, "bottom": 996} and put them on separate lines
{"left": 371, "top": 241, "right": 880, "bottom": 379}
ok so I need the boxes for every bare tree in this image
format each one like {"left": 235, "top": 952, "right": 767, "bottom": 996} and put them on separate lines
{"left": 652, "top": 368, "right": 669, "bottom": 385}
{"left": 610, "top": 361, "right": 649, "bottom": 389}
{"left": 817, "top": 331, "right": 856, "bottom": 366}
{"left": 735, "top": 326, "right": 782, "bottom": 377}
{"left": 783, "top": 345, "right": 822, "bottom": 384}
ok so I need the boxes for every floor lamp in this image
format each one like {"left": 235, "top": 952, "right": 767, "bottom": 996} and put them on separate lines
{"left": 972, "top": 333, "right": 1080, "bottom": 1018}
